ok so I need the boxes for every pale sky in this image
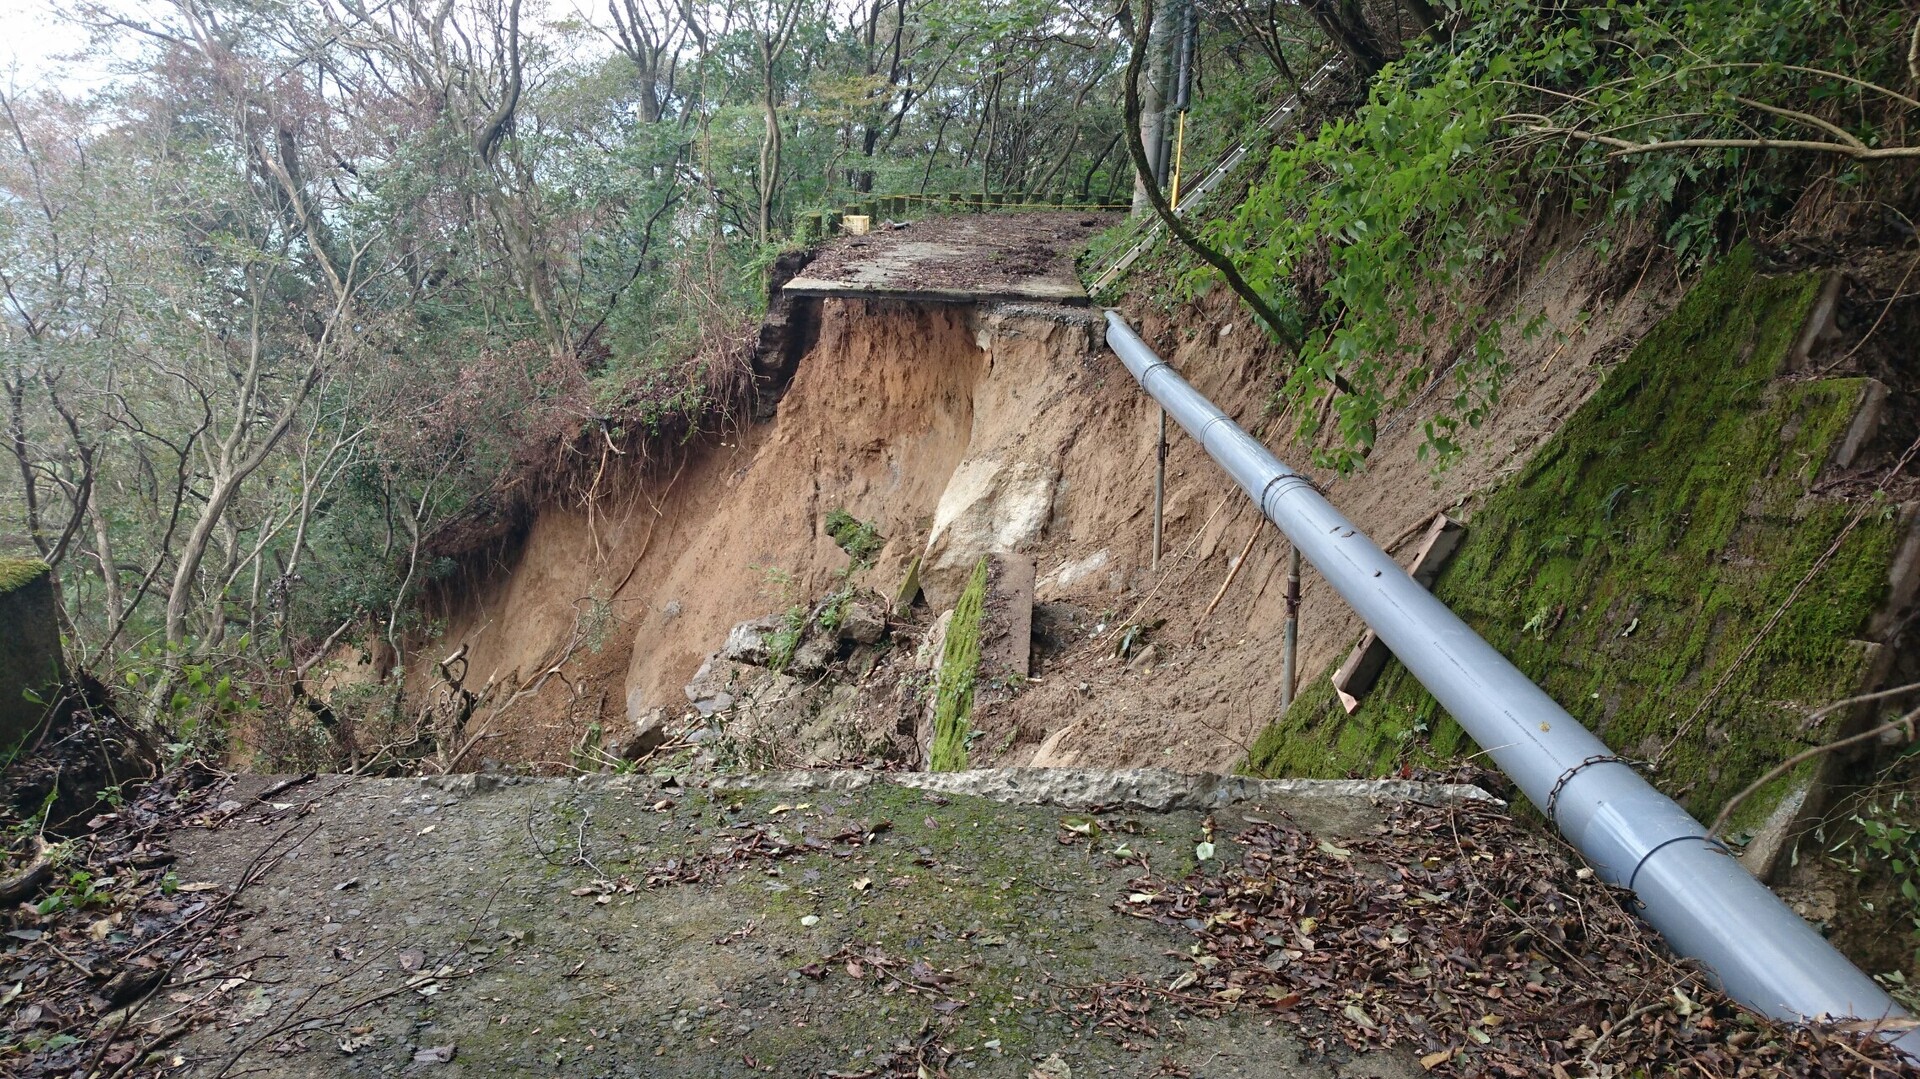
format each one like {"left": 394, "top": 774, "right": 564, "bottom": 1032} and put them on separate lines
{"left": 0, "top": 0, "right": 619, "bottom": 96}
{"left": 1, "top": 0, "right": 137, "bottom": 94}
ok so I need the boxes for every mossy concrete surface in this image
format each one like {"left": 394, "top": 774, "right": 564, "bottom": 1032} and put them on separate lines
{"left": 167, "top": 772, "right": 1449, "bottom": 1077}
{"left": 929, "top": 557, "right": 990, "bottom": 771}
{"left": 1245, "top": 247, "right": 1900, "bottom": 834}
{"left": 0, "top": 557, "right": 63, "bottom": 757}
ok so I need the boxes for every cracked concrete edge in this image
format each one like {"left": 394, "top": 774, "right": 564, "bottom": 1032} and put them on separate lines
{"left": 410, "top": 768, "right": 1497, "bottom": 814}
{"left": 704, "top": 768, "right": 1498, "bottom": 813}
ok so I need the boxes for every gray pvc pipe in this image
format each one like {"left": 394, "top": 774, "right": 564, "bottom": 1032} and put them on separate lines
{"left": 1103, "top": 311, "right": 1917, "bottom": 1047}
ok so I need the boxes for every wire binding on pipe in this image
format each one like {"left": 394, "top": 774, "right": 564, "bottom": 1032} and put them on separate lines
{"left": 1259, "top": 474, "right": 1316, "bottom": 520}
{"left": 1626, "top": 834, "right": 1730, "bottom": 896}
{"left": 1545, "top": 753, "right": 1650, "bottom": 824}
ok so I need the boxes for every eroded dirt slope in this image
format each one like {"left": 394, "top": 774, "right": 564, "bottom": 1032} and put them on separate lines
{"left": 385, "top": 213, "right": 1681, "bottom": 776}
{"left": 414, "top": 300, "right": 989, "bottom": 765}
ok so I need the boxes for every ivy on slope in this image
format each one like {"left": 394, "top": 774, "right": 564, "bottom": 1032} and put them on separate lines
{"left": 1200, "top": 0, "right": 1916, "bottom": 472}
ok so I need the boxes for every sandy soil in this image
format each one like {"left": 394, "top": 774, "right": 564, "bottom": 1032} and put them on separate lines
{"left": 414, "top": 301, "right": 989, "bottom": 768}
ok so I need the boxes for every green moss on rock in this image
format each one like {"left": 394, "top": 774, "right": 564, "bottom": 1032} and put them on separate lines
{"left": 824, "top": 508, "right": 883, "bottom": 565}
{"left": 1244, "top": 246, "right": 1898, "bottom": 832}
{"left": 929, "top": 557, "right": 989, "bottom": 772}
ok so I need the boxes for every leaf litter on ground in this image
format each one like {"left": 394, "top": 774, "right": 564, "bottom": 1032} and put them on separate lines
{"left": 1, "top": 763, "right": 265, "bottom": 1078}
{"left": 1091, "top": 799, "right": 1916, "bottom": 1076}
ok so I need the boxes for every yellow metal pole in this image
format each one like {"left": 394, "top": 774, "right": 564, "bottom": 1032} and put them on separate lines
{"left": 1169, "top": 110, "right": 1188, "bottom": 209}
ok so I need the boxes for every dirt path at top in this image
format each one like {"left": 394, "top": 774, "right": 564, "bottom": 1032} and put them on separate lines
{"left": 163, "top": 771, "right": 1457, "bottom": 1078}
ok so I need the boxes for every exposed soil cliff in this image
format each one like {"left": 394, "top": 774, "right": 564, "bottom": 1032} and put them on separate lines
{"left": 413, "top": 300, "right": 989, "bottom": 766}
{"left": 381, "top": 215, "right": 1914, "bottom": 868}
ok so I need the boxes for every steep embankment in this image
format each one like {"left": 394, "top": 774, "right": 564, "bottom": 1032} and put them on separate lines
{"left": 416, "top": 300, "right": 988, "bottom": 765}
{"left": 402, "top": 212, "right": 1662, "bottom": 768}
{"left": 1244, "top": 247, "right": 1914, "bottom": 856}
{"left": 396, "top": 217, "right": 1914, "bottom": 873}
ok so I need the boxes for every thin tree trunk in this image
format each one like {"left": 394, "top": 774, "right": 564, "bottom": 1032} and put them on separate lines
{"left": 164, "top": 366, "right": 318, "bottom": 647}
{"left": 1131, "top": 0, "right": 1176, "bottom": 217}
{"left": 88, "top": 498, "right": 124, "bottom": 640}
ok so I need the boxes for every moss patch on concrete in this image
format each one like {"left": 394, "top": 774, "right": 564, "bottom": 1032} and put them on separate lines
{"left": 1244, "top": 246, "right": 1899, "bottom": 831}
{"left": 929, "top": 557, "right": 989, "bottom": 772}
{"left": 0, "top": 557, "right": 49, "bottom": 594}
{"left": 173, "top": 773, "right": 1389, "bottom": 1077}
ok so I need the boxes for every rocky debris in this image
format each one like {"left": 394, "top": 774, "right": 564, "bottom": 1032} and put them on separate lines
{"left": 1028, "top": 724, "right": 1080, "bottom": 768}
{"left": 845, "top": 643, "right": 884, "bottom": 678}
{"left": 674, "top": 592, "right": 921, "bottom": 769}
{"left": 1030, "top": 1054, "right": 1072, "bottom": 1078}
{"left": 914, "top": 609, "right": 954, "bottom": 669}
{"left": 920, "top": 458, "right": 1058, "bottom": 610}
{"left": 789, "top": 631, "right": 838, "bottom": 675}
{"left": 721, "top": 615, "right": 786, "bottom": 667}
{"left": 607, "top": 707, "right": 672, "bottom": 760}
{"left": 681, "top": 655, "right": 895, "bottom": 766}
{"left": 683, "top": 656, "right": 740, "bottom": 717}
{"left": 1037, "top": 549, "right": 1112, "bottom": 598}
{"left": 838, "top": 599, "right": 888, "bottom": 645}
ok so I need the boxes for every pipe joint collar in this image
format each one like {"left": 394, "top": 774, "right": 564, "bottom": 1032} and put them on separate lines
{"left": 1257, "top": 473, "right": 1315, "bottom": 518}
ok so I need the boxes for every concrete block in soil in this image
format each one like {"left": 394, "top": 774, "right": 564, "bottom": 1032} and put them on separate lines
{"left": 977, "top": 552, "right": 1034, "bottom": 686}
{"left": 0, "top": 558, "right": 64, "bottom": 757}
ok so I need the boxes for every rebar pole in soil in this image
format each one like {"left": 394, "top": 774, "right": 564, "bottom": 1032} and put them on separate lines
{"left": 1152, "top": 407, "right": 1167, "bottom": 570}
{"left": 1281, "top": 545, "right": 1301, "bottom": 711}
{"left": 1102, "top": 308, "right": 1919, "bottom": 1056}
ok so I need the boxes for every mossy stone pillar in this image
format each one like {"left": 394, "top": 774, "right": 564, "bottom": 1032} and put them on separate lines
{"left": 1, "top": 558, "right": 65, "bottom": 755}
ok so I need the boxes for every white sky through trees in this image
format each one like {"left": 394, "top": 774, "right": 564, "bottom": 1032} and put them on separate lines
{"left": 2, "top": 0, "right": 149, "bottom": 93}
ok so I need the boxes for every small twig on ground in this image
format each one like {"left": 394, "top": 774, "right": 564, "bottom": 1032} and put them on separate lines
{"left": 1191, "top": 527, "right": 1263, "bottom": 642}
{"left": 209, "top": 773, "right": 316, "bottom": 829}
{"left": 1581, "top": 994, "right": 1680, "bottom": 1071}
{"left": 101, "top": 1021, "right": 190, "bottom": 1079}
{"left": 127, "top": 819, "right": 322, "bottom": 961}
{"left": 0, "top": 836, "right": 55, "bottom": 904}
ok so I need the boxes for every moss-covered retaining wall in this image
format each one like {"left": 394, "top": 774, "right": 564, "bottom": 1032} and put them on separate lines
{"left": 1, "top": 557, "right": 65, "bottom": 758}
{"left": 1244, "top": 247, "right": 1902, "bottom": 835}
{"left": 929, "top": 557, "right": 990, "bottom": 771}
